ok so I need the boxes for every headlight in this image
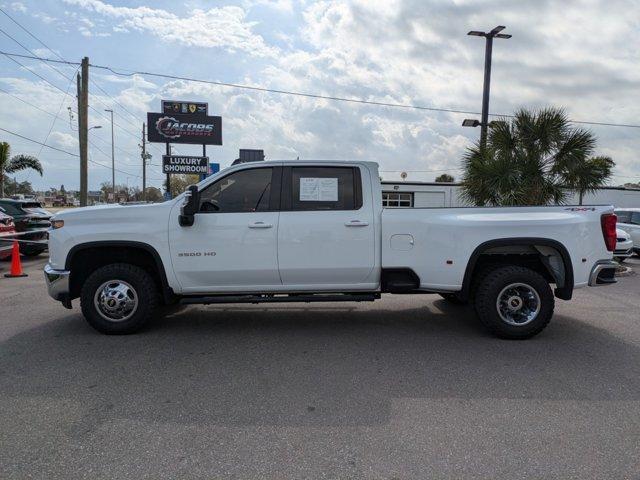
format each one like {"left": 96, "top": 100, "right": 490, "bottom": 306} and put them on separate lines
{"left": 51, "top": 219, "right": 64, "bottom": 229}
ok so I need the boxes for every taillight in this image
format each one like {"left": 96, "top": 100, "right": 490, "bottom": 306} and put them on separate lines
{"left": 601, "top": 213, "right": 617, "bottom": 252}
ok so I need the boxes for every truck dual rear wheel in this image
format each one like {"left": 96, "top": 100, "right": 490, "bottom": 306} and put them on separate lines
{"left": 80, "top": 263, "right": 159, "bottom": 334}
{"left": 474, "top": 265, "right": 554, "bottom": 339}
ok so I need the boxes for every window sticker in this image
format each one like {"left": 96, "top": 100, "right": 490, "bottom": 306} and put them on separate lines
{"left": 299, "top": 177, "right": 338, "bottom": 201}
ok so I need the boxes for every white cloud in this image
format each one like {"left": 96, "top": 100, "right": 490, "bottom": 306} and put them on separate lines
{"left": 49, "top": 131, "right": 78, "bottom": 150}
{"left": 10, "top": 2, "right": 26, "bottom": 12}
{"left": 63, "top": 0, "right": 278, "bottom": 57}
{"left": 33, "top": 11, "right": 57, "bottom": 24}
{"left": 244, "top": 0, "right": 294, "bottom": 13}
{"left": 4, "top": 0, "right": 639, "bottom": 189}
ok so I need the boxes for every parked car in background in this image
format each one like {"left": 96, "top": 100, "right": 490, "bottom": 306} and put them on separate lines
{"left": 614, "top": 209, "right": 640, "bottom": 256}
{"left": 0, "top": 199, "right": 50, "bottom": 257}
{"left": 614, "top": 228, "right": 633, "bottom": 261}
{"left": 0, "top": 209, "right": 16, "bottom": 260}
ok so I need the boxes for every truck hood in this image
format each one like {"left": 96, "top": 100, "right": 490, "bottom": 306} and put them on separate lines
{"left": 53, "top": 201, "right": 175, "bottom": 222}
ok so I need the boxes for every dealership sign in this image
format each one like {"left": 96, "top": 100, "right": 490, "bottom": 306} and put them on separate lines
{"left": 147, "top": 112, "right": 222, "bottom": 145}
{"left": 162, "top": 100, "right": 208, "bottom": 115}
{"left": 162, "top": 155, "right": 209, "bottom": 174}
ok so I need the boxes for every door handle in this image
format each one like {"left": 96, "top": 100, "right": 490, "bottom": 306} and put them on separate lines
{"left": 249, "top": 221, "right": 273, "bottom": 228}
{"left": 344, "top": 220, "right": 369, "bottom": 227}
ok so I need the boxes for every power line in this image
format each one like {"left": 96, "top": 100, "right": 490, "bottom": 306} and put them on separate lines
{"left": 0, "top": 9, "right": 140, "bottom": 126}
{"left": 35, "top": 67, "right": 79, "bottom": 159}
{"left": 0, "top": 87, "right": 164, "bottom": 178}
{"left": 0, "top": 86, "right": 67, "bottom": 120}
{"left": 0, "top": 127, "right": 79, "bottom": 156}
{"left": 3, "top": 51, "right": 639, "bottom": 130}
{"left": 0, "top": 126, "right": 163, "bottom": 180}
{"left": 0, "top": 10, "right": 160, "bottom": 158}
{"left": 0, "top": 26, "right": 76, "bottom": 82}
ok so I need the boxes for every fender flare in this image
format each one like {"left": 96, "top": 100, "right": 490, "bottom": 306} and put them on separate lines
{"left": 65, "top": 240, "right": 174, "bottom": 302}
{"left": 459, "top": 237, "right": 574, "bottom": 301}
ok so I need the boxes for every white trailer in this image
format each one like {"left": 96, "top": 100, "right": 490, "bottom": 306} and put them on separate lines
{"left": 381, "top": 182, "right": 640, "bottom": 209}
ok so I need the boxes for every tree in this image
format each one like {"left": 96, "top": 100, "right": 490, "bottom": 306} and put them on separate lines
{"left": 6, "top": 179, "right": 34, "bottom": 196}
{"left": 460, "top": 107, "right": 614, "bottom": 206}
{"left": 144, "top": 187, "right": 163, "bottom": 202}
{"left": 164, "top": 174, "right": 200, "bottom": 198}
{"left": 561, "top": 156, "right": 614, "bottom": 205}
{"left": 99, "top": 181, "right": 134, "bottom": 202}
{"left": 0, "top": 142, "right": 43, "bottom": 197}
{"left": 435, "top": 173, "right": 455, "bottom": 183}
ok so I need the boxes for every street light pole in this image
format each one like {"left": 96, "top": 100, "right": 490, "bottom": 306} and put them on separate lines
{"left": 464, "top": 26, "right": 511, "bottom": 148}
{"left": 104, "top": 109, "right": 115, "bottom": 202}
{"left": 480, "top": 34, "right": 494, "bottom": 147}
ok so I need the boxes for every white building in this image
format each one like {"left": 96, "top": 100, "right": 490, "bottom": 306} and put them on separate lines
{"left": 381, "top": 182, "right": 640, "bottom": 209}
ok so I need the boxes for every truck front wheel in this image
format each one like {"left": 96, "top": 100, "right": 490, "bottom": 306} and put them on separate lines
{"left": 474, "top": 265, "right": 554, "bottom": 339}
{"left": 80, "top": 263, "right": 159, "bottom": 334}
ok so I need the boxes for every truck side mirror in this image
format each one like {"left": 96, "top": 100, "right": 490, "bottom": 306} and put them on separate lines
{"left": 179, "top": 184, "right": 200, "bottom": 227}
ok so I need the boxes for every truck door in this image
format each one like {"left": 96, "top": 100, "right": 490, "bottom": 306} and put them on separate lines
{"left": 169, "top": 166, "right": 282, "bottom": 293}
{"left": 277, "top": 165, "right": 376, "bottom": 289}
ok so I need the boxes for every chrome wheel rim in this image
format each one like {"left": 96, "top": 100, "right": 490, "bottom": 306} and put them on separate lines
{"left": 496, "top": 282, "right": 540, "bottom": 326}
{"left": 94, "top": 280, "right": 138, "bottom": 322}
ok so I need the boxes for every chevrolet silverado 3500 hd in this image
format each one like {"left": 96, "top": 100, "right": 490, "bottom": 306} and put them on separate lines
{"left": 44, "top": 161, "right": 619, "bottom": 339}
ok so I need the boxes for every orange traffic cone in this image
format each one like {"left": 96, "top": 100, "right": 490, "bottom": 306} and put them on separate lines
{"left": 4, "top": 241, "right": 27, "bottom": 278}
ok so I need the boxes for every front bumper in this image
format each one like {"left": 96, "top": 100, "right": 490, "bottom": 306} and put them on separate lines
{"left": 588, "top": 260, "right": 618, "bottom": 286}
{"left": 44, "top": 263, "right": 71, "bottom": 306}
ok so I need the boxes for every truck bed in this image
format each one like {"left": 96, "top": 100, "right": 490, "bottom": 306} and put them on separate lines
{"left": 381, "top": 205, "right": 613, "bottom": 291}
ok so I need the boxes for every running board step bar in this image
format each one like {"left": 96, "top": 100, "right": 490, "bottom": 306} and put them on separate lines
{"left": 180, "top": 293, "right": 380, "bottom": 305}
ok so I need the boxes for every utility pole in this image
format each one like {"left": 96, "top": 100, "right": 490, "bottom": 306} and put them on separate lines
{"left": 77, "top": 57, "right": 89, "bottom": 206}
{"left": 141, "top": 123, "right": 147, "bottom": 201}
{"left": 104, "top": 109, "right": 115, "bottom": 202}
{"left": 462, "top": 26, "right": 511, "bottom": 148}
{"left": 165, "top": 143, "right": 171, "bottom": 200}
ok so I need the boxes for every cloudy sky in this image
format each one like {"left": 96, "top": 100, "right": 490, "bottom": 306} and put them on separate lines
{"left": 0, "top": 0, "right": 638, "bottom": 192}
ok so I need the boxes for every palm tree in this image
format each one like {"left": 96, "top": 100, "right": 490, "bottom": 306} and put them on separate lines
{"left": 460, "top": 107, "right": 614, "bottom": 206}
{"left": 0, "top": 142, "right": 43, "bottom": 198}
{"left": 558, "top": 155, "right": 614, "bottom": 205}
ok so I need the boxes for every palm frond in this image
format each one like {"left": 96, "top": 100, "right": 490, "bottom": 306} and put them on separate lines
{"left": 7, "top": 155, "right": 43, "bottom": 176}
{"left": 459, "top": 106, "right": 611, "bottom": 207}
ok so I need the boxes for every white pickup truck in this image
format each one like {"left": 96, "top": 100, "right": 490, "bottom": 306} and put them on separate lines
{"left": 44, "top": 160, "right": 619, "bottom": 339}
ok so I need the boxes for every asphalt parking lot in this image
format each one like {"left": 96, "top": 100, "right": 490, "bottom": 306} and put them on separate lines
{"left": 1, "top": 256, "right": 639, "bottom": 479}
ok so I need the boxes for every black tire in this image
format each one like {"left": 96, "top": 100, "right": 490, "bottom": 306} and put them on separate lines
{"left": 438, "top": 292, "right": 467, "bottom": 305}
{"left": 473, "top": 265, "right": 554, "bottom": 340}
{"left": 80, "top": 263, "right": 159, "bottom": 334}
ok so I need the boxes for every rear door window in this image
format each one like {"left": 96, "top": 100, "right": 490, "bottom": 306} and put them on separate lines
{"left": 287, "top": 167, "right": 361, "bottom": 211}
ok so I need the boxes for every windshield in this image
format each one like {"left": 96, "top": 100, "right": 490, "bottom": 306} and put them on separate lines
{"left": 23, "top": 206, "right": 52, "bottom": 216}
{"left": 20, "top": 202, "right": 42, "bottom": 208}
{"left": 0, "top": 202, "right": 23, "bottom": 216}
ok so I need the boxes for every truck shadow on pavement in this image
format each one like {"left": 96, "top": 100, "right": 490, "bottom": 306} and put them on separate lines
{"left": 1, "top": 299, "right": 640, "bottom": 431}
